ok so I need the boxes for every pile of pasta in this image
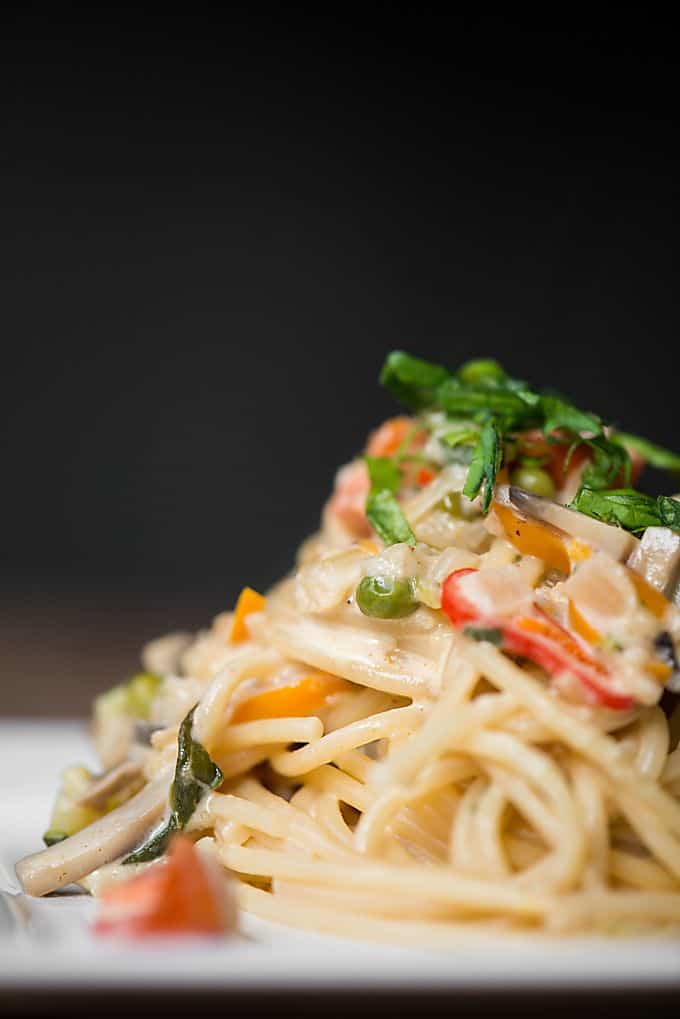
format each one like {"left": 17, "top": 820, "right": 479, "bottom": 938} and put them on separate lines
{"left": 129, "top": 537, "right": 680, "bottom": 943}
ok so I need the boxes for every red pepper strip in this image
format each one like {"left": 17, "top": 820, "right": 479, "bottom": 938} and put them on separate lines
{"left": 441, "top": 569, "right": 634, "bottom": 710}
{"left": 502, "top": 610, "right": 633, "bottom": 710}
{"left": 441, "top": 569, "right": 480, "bottom": 625}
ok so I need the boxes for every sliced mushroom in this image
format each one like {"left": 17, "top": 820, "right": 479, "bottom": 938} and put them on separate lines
{"left": 15, "top": 777, "right": 168, "bottom": 897}
{"left": 627, "top": 527, "right": 680, "bottom": 599}
{"left": 655, "top": 632, "right": 680, "bottom": 693}
{"left": 498, "top": 485, "right": 638, "bottom": 562}
{"left": 76, "top": 761, "right": 144, "bottom": 811}
{"left": 142, "top": 631, "right": 193, "bottom": 677}
{"left": 134, "top": 722, "right": 165, "bottom": 746}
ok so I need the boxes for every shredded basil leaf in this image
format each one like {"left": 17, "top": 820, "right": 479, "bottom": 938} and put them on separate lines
{"left": 463, "top": 626, "right": 503, "bottom": 645}
{"left": 377, "top": 351, "right": 679, "bottom": 530}
{"left": 612, "top": 432, "right": 680, "bottom": 475}
{"left": 437, "top": 379, "right": 537, "bottom": 429}
{"left": 580, "top": 436, "right": 631, "bottom": 491}
{"left": 440, "top": 425, "right": 480, "bottom": 448}
{"left": 364, "top": 455, "right": 415, "bottom": 546}
{"left": 123, "top": 706, "right": 222, "bottom": 865}
{"left": 366, "top": 489, "right": 416, "bottom": 547}
{"left": 463, "top": 420, "right": 502, "bottom": 513}
{"left": 364, "top": 455, "right": 401, "bottom": 494}
{"left": 570, "top": 488, "right": 680, "bottom": 534}
{"left": 379, "top": 351, "right": 449, "bottom": 411}
{"left": 456, "top": 359, "right": 506, "bottom": 386}
{"left": 659, "top": 496, "right": 680, "bottom": 531}
{"left": 539, "top": 393, "right": 602, "bottom": 437}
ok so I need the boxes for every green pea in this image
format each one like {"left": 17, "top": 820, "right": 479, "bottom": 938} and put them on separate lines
{"left": 356, "top": 576, "right": 419, "bottom": 619}
{"left": 457, "top": 358, "right": 505, "bottom": 386}
{"left": 510, "top": 465, "right": 556, "bottom": 499}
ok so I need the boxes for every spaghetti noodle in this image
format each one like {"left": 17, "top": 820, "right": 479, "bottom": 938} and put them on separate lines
{"left": 16, "top": 352, "right": 680, "bottom": 940}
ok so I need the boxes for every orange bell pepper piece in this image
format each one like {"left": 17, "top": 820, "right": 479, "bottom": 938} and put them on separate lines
{"left": 231, "top": 673, "right": 350, "bottom": 723}
{"left": 567, "top": 599, "right": 602, "bottom": 645}
{"left": 628, "top": 569, "right": 669, "bottom": 620}
{"left": 493, "top": 503, "right": 571, "bottom": 575}
{"left": 230, "top": 587, "right": 266, "bottom": 643}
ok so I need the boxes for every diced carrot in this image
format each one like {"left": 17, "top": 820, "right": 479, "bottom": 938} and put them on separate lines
{"left": 628, "top": 569, "right": 669, "bottom": 620}
{"left": 94, "top": 835, "right": 232, "bottom": 938}
{"left": 568, "top": 599, "right": 602, "bottom": 645}
{"left": 231, "top": 673, "right": 350, "bottom": 723}
{"left": 367, "top": 417, "right": 424, "bottom": 458}
{"left": 230, "top": 587, "right": 266, "bottom": 643}
{"left": 493, "top": 503, "right": 571, "bottom": 575}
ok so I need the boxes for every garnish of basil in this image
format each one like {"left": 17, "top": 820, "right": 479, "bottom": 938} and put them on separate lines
{"left": 123, "top": 705, "right": 222, "bottom": 865}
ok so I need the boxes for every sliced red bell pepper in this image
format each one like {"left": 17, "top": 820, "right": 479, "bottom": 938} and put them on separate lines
{"left": 441, "top": 568, "right": 634, "bottom": 710}
{"left": 441, "top": 569, "right": 481, "bottom": 626}
{"left": 502, "top": 609, "right": 633, "bottom": 710}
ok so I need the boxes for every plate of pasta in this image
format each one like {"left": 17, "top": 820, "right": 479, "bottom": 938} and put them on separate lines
{"left": 5, "top": 351, "right": 680, "bottom": 990}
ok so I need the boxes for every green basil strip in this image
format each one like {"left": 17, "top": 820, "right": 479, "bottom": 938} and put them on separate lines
{"left": 463, "top": 419, "right": 502, "bottom": 514}
{"left": 463, "top": 626, "right": 503, "bottom": 645}
{"left": 613, "top": 432, "right": 680, "bottom": 475}
{"left": 366, "top": 489, "right": 416, "bottom": 547}
{"left": 379, "top": 351, "right": 450, "bottom": 411}
{"left": 123, "top": 706, "right": 222, "bottom": 865}
{"left": 539, "top": 393, "right": 603, "bottom": 437}
{"left": 570, "top": 488, "right": 680, "bottom": 534}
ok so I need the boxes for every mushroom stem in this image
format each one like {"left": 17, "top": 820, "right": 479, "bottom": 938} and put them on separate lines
{"left": 15, "top": 777, "right": 168, "bottom": 897}
{"left": 499, "top": 485, "right": 638, "bottom": 562}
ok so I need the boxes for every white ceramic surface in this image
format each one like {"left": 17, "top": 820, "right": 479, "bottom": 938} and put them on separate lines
{"left": 2, "top": 719, "right": 680, "bottom": 991}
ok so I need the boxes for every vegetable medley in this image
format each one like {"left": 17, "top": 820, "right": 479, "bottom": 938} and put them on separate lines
{"left": 321, "top": 350, "right": 680, "bottom": 712}
{"left": 33, "top": 349, "right": 680, "bottom": 937}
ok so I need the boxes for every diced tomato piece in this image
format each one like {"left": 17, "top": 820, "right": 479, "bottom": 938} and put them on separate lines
{"left": 416, "top": 467, "right": 436, "bottom": 486}
{"left": 366, "top": 417, "right": 425, "bottom": 458}
{"left": 441, "top": 569, "right": 480, "bottom": 626}
{"left": 94, "top": 835, "right": 234, "bottom": 938}
{"left": 627, "top": 447, "right": 645, "bottom": 486}
{"left": 516, "top": 430, "right": 554, "bottom": 460}
{"left": 326, "top": 461, "right": 372, "bottom": 537}
{"left": 546, "top": 442, "right": 592, "bottom": 487}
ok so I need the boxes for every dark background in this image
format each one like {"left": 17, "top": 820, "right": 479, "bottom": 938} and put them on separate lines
{"left": 1, "top": 10, "right": 678, "bottom": 715}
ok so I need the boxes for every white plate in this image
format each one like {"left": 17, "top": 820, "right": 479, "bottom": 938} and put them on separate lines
{"left": 2, "top": 719, "right": 680, "bottom": 992}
